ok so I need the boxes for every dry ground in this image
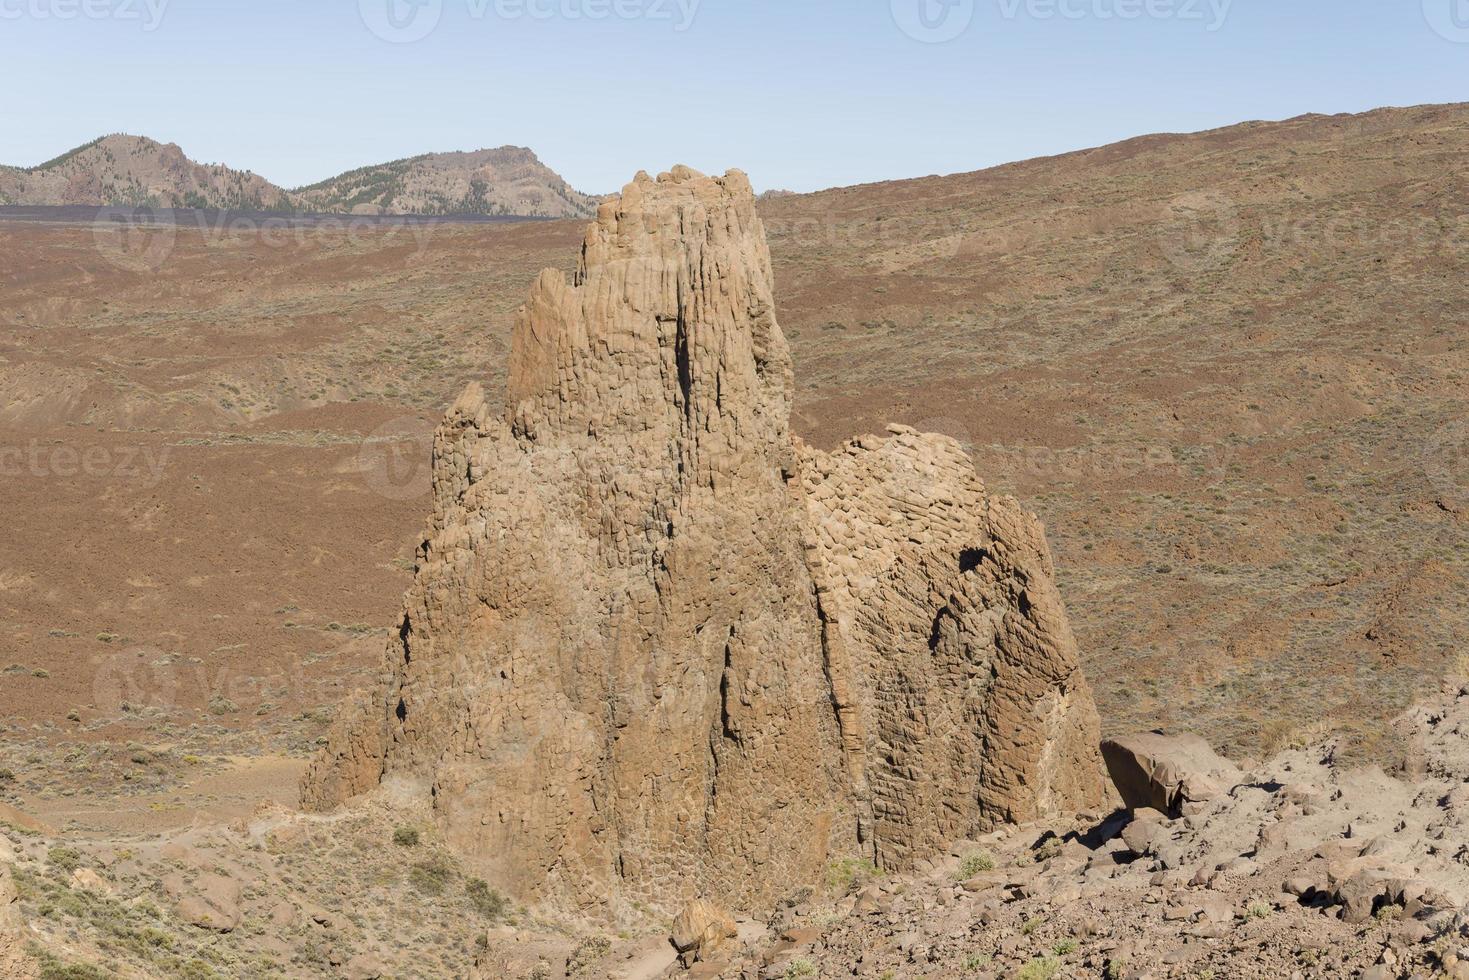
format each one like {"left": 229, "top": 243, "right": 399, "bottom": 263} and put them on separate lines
{"left": 0, "top": 101, "right": 1467, "bottom": 975}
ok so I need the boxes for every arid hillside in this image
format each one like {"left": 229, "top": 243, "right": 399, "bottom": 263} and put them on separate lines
{"left": 0, "top": 135, "right": 295, "bottom": 211}
{"left": 1, "top": 137, "right": 599, "bottom": 218}
{"left": 0, "top": 102, "right": 1465, "bottom": 838}
{"left": 290, "top": 146, "right": 600, "bottom": 218}
{"left": 759, "top": 102, "right": 1469, "bottom": 761}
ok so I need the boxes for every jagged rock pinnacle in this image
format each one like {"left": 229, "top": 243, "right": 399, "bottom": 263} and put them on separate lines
{"left": 302, "top": 166, "right": 1104, "bottom": 914}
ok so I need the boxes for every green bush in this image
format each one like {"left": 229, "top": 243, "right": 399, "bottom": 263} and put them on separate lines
{"left": 46, "top": 847, "right": 83, "bottom": 873}
{"left": 566, "top": 935, "right": 611, "bottom": 975}
{"left": 956, "top": 851, "right": 995, "bottom": 878}
{"left": 36, "top": 953, "right": 112, "bottom": 980}
{"left": 466, "top": 877, "right": 506, "bottom": 919}
{"left": 827, "top": 856, "right": 879, "bottom": 892}
{"left": 392, "top": 826, "right": 420, "bottom": 847}
{"left": 1017, "top": 956, "right": 1061, "bottom": 980}
{"left": 408, "top": 855, "right": 455, "bottom": 896}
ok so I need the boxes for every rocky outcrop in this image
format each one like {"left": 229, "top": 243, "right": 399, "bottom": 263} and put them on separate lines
{"left": 302, "top": 166, "right": 1104, "bottom": 913}
{"left": 0, "top": 855, "right": 36, "bottom": 980}
{"left": 1102, "top": 732, "right": 1242, "bottom": 818}
{"left": 671, "top": 899, "right": 738, "bottom": 967}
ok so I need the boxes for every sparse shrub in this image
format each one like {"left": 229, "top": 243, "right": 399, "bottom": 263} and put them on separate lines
{"left": 1033, "top": 836, "right": 1063, "bottom": 862}
{"left": 35, "top": 951, "right": 112, "bottom": 980}
{"left": 963, "top": 953, "right": 991, "bottom": 971}
{"left": 785, "top": 959, "right": 816, "bottom": 979}
{"left": 0, "top": 768, "right": 14, "bottom": 783}
{"left": 31, "top": 669, "right": 49, "bottom": 679}
{"left": 408, "top": 854, "right": 455, "bottom": 896}
{"left": 392, "top": 826, "right": 420, "bottom": 847}
{"left": 1247, "top": 901, "right": 1273, "bottom": 919}
{"left": 827, "top": 856, "right": 879, "bottom": 892}
{"left": 1016, "top": 956, "right": 1061, "bottom": 980}
{"left": 1021, "top": 915, "right": 1045, "bottom": 935}
{"left": 206, "top": 696, "right": 239, "bottom": 715}
{"left": 1053, "top": 938, "right": 1078, "bottom": 955}
{"left": 1105, "top": 959, "right": 1127, "bottom": 980}
{"left": 466, "top": 877, "right": 506, "bottom": 919}
{"left": 566, "top": 935, "right": 611, "bottom": 975}
{"left": 780, "top": 885, "right": 814, "bottom": 908}
{"left": 956, "top": 851, "right": 995, "bottom": 878}
{"left": 46, "top": 847, "right": 83, "bottom": 873}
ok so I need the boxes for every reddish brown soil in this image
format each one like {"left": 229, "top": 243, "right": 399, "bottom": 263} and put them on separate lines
{"left": 1, "top": 105, "right": 1466, "bottom": 828}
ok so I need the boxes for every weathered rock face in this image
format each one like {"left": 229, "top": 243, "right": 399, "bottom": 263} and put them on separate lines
{"left": 302, "top": 166, "right": 1104, "bottom": 913}
{"left": 0, "top": 860, "right": 37, "bottom": 980}
{"left": 1102, "top": 732, "right": 1243, "bottom": 818}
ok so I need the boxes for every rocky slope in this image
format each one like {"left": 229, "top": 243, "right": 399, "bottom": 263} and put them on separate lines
{"left": 4, "top": 685, "right": 1468, "bottom": 978}
{"left": 291, "top": 145, "right": 599, "bottom": 218}
{"left": 301, "top": 166, "right": 1104, "bottom": 914}
{"left": 0, "top": 137, "right": 598, "bottom": 217}
{"left": 689, "top": 681, "right": 1469, "bottom": 979}
{"left": 0, "top": 134, "right": 293, "bottom": 210}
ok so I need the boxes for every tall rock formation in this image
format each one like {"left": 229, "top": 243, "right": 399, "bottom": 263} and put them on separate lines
{"left": 302, "top": 166, "right": 1104, "bottom": 913}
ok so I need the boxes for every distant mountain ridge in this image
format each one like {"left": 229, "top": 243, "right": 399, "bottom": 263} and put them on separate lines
{"left": 292, "top": 146, "right": 599, "bottom": 218}
{"left": 0, "top": 135, "right": 599, "bottom": 218}
{"left": 0, "top": 134, "right": 294, "bottom": 212}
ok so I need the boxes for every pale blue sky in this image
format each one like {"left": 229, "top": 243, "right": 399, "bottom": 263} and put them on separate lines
{"left": 2, "top": 0, "right": 1465, "bottom": 194}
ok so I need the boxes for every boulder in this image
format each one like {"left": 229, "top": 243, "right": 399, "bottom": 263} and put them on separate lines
{"left": 1326, "top": 858, "right": 1430, "bottom": 924}
{"left": 671, "top": 899, "right": 738, "bottom": 967}
{"left": 1120, "top": 814, "right": 1170, "bottom": 859}
{"left": 1101, "top": 733, "right": 1241, "bottom": 817}
{"left": 173, "top": 872, "right": 242, "bottom": 932}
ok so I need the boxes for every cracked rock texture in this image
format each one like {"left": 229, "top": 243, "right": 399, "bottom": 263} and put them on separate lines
{"left": 301, "top": 166, "right": 1104, "bottom": 913}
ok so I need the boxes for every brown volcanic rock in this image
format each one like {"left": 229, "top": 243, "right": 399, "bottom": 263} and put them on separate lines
{"left": 302, "top": 166, "right": 1103, "bottom": 912}
{"left": 0, "top": 861, "right": 36, "bottom": 980}
{"left": 1102, "top": 732, "right": 1242, "bottom": 817}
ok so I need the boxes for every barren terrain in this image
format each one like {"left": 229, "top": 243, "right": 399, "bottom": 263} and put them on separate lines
{"left": 1, "top": 101, "right": 1467, "bottom": 977}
